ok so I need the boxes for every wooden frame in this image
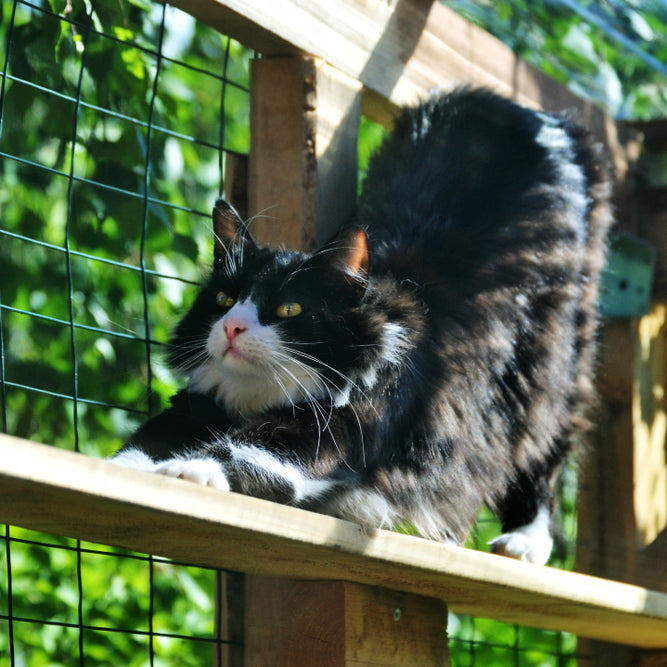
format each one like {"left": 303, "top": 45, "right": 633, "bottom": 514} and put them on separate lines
{"left": 1, "top": 435, "right": 667, "bottom": 652}
{"left": 3, "top": 0, "right": 667, "bottom": 663}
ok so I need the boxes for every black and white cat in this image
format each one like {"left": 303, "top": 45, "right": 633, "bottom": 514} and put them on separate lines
{"left": 113, "top": 88, "right": 612, "bottom": 565}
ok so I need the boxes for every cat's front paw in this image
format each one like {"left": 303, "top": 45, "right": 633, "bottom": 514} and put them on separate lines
{"left": 111, "top": 448, "right": 156, "bottom": 472}
{"left": 154, "top": 457, "right": 230, "bottom": 491}
{"left": 488, "top": 532, "right": 553, "bottom": 566}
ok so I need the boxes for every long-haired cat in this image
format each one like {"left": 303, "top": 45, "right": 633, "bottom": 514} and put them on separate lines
{"left": 113, "top": 87, "right": 612, "bottom": 565}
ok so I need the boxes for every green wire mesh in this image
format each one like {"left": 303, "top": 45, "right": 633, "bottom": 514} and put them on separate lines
{"left": 1, "top": 1, "right": 249, "bottom": 664}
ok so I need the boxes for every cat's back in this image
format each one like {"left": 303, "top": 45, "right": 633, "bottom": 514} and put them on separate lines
{"left": 357, "top": 87, "right": 610, "bottom": 269}
{"left": 352, "top": 87, "right": 613, "bottom": 471}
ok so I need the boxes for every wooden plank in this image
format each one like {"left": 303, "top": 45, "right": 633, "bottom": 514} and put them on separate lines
{"left": 1, "top": 435, "right": 667, "bottom": 649}
{"left": 249, "top": 56, "right": 361, "bottom": 250}
{"left": 166, "top": 0, "right": 598, "bottom": 118}
{"left": 214, "top": 571, "right": 245, "bottom": 667}
{"left": 577, "top": 320, "right": 642, "bottom": 667}
{"left": 578, "top": 321, "right": 638, "bottom": 587}
{"left": 634, "top": 305, "right": 667, "bottom": 578}
{"left": 636, "top": 651, "right": 667, "bottom": 667}
{"left": 311, "top": 62, "right": 362, "bottom": 246}
{"left": 577, "top": 308, "right": 667, "bottom": 666}
{"left": 248, "top": 56, "right": 313, "bottom": 249}
{"left": 244, "top": 578, "right": 449, "bottom": 666}
{"left": 224, "top": 152, "right": 249, "bottom": 222}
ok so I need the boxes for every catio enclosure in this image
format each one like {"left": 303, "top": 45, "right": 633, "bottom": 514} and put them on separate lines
{"left": 1, "top": 1, "right": 667, "bottom": 666}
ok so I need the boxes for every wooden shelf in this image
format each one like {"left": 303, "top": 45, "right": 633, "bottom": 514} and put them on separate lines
{"left": 1, "top": 434, "right": 666, "bottom": 649}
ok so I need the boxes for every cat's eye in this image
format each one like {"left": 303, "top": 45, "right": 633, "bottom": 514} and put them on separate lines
{"left": 276, "top": 302, "right": 302, "bottom": 318}
{"left": 216, "top": 291, "right": 235, "bottom": 308}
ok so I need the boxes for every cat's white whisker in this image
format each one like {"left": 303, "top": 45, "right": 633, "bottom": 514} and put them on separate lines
{"left": 284, "top": 348, "right": 380, "bottom": 419}
{"left": 269, "top": 350, "right": 357, "bottom": 467}
{"left": 274, "top": 346, "right": 374, "bottom": 467}
{"left": 272, "top": 347, "right": 367, "bottom": 468}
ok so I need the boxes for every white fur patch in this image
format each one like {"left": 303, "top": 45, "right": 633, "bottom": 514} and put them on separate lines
{"left": 153, "top": 456, "right": 230, "bottom": 491}
{"left": 535, "top": 114, "right": 588, "bottom": 240}
{"left": 110, "top": 448, "right": 156, "bottom": 472}
{"left": 488, "top": 506, "right": 553, "bottom": 565}
{"left": 381, "top": 322, "right": 412, "bottom": 365}
{"left": 327, "top": 487, "right": 399, "bottom": 530}
{"left": 332, "top": 384, "right": 352, "bottom": 408}
{"left": 535, "top": 120, "right": 571, "bottom": 151}
{"left": 229, "top": 442, "right": 336, "bottom": 503}
{"left": 361, "top": 322, "right": 412, "bottom": 388}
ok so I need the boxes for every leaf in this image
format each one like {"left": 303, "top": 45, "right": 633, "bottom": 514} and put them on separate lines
{"left": 626, "top": 8, "right": 655, "bottom": 41}
{"left": 562, "top": 23, "right": 598, "bottom": 65}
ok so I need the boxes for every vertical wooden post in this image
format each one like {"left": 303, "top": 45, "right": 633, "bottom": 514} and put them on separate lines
{"left": 577, "top": 320, "right": 638, "bottom": 586}
{"left": 244, "top": 577, "right": 449, "bottom": 666}
{"left": 248, "top": 55, "right": 362, "bottom": 251}
{"left": 577, "top": 125, "right": 667, "bottom": 665}
{"left": 215, "top": 570, "right": 245, "bottom": 666}
{"left": 633, "top": 305, "right": 667, "bottom": 589}
{"left": 576, "top": 320, "right": 642, "bottom": 667}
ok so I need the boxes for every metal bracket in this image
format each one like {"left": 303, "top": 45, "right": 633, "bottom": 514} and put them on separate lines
{"left": 600, "top": 231, "right": 656, "bottom": 318}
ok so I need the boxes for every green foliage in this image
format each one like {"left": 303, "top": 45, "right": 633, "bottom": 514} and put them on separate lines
{"left": 0, "top": 0, "right": 251, "bottom": 452}
{"left": 443, "top": 0, "right": 667, "bottom": 119}
{"left": 1, "top": 0, "right": 249, "bottom": 664}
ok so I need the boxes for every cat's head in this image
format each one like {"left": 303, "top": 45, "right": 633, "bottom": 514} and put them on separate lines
{"left": 168, "top": 199, "right": 402, "bottom": 415}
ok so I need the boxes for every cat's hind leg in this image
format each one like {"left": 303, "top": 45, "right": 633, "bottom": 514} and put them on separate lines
{"left": 488, "top": 504, "right": 553, "bottom": 565}
{"left": 488, "top": 464, "right": 559, "bottom": 566}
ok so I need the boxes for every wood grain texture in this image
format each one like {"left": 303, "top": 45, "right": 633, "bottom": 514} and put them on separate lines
{"left": 248, "top": 56, "right": 361, "bottom": 251}
{"left": 1, "top": 435, "right": 667, "bottom": 649}
{"left": 166, "top": 0, "right": 597, "bottom": 117}
{"left": 245, "top": 578, "right": 449, "bottom": 666}
{"left": 248, "top": 56, "right": 316, "bottom": 250}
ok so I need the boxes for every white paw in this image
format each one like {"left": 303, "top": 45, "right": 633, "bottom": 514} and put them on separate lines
{"left": 488, "top": 532, "right": 553, "bottom": 566}
{"left": 153, "top": 457, "right": 230, "bottom": 491}
{"left": 110, "top": 448, "right": 156, "bottom": 472}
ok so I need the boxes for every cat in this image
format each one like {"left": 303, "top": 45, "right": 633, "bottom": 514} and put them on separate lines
{"left": 113, "top": 87, "right": 612, "bottom": 565}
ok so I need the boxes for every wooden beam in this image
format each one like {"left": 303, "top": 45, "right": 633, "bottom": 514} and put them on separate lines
{"left": 634, "top": 305, "right": 667, "bottom": 570}
{"left": 244, "top": 578, "right": 449, "bottom": 666}
{"left": 1, "top": 435, "right": 667, "bottom": 649}
{"left": 248, "top": 56, "right": 361, "bottom": 250}
{"left": 166, "top": 0, "right": 601, "bottom": 119}
{"left": 248, "top": 56, "right": 315, "bottom": 249}
{"left": 638, "top": 187, "right": 667, "bottom": 299}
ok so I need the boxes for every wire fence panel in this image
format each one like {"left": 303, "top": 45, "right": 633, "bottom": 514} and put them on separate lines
{"left": 1, "top": 1, "right": 581, "bottom": 665}
{"left": 1, "top": 1, "right": 249, "bottom": 664}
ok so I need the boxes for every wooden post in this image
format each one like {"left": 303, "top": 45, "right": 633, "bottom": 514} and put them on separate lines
{"left": 634, "top": 305, "right": 667, "bottom": 588}
{"left": 244, "top": 577, "right": 449, "bottom": 666}
{"left": 248, "top": 55, "right": 362, "bottom": 250}
{"left": 215, "top": 570, "right": 245, "bottom": 666}
{"left": 577, "top": 125, "right": 667, "bottom": 666}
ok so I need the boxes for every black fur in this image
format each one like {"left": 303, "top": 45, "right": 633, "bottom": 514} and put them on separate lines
{"left": 115, "top": 88, "right": 612, "bottom": 560}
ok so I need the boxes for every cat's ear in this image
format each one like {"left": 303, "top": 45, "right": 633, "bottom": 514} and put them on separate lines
{"left": 212, "top": 199, "right": 256, "bottom": 260}
{"left": 320, "top": 227, "right": 370, "bottom": 297}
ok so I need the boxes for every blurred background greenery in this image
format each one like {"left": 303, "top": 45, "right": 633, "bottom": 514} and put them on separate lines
{"left": 443, "top": 0, "right": 667, "bottom": 119}
{"left": 1, "top": 0, "right": 664, "bottom": 665}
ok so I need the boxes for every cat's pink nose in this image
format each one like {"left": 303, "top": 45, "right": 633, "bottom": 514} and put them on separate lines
{"left": 224, "top": 319, "right": 247, "bottom": 343}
